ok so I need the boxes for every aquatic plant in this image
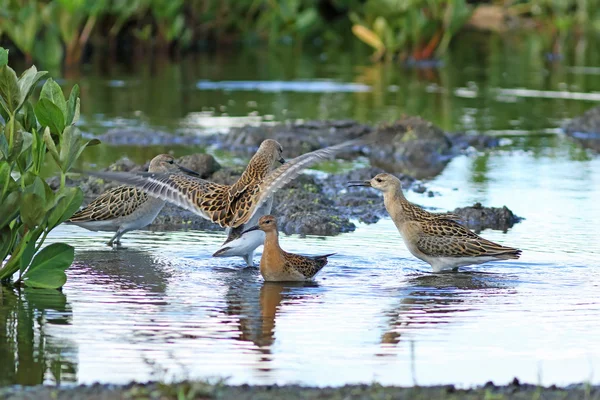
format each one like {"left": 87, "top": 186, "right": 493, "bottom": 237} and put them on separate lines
{"left": 350, "top": 0, "right": 472, "bottom": 61}
{"left": 0, "top": 47, "right": 99, "bottom": 288}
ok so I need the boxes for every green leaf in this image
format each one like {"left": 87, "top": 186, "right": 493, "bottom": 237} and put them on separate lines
{"left": 25, "top": 176, "right": 47, "bottom": 201}
{"left": 19, "top": 130, "right": 34, "bottom": 156}
{"left": 0, "top": 227, "right": 16, "bottom": 263}
{"left": 48, "top": 187, "right": 83, "bottom": 229}
{"left": 17, "top": 66, "right": 48, "bottom": 113}
{"left": 59, "top": 125, "right": 87, "bottom": 172}
{"left": 0, "top": 161, "right": 11, "bottom": 195}
{"left": 35, "top": 98, "right": 65, "bottom": 135}
{"left": 0, "top": 132, "right": 8, "bottom": 160}
{"left": 20, "top": 232, "right": 38, "bottom": 276}
{"left": 0, "top": 48, "right": 8, "bottom": 68}
{"left": 0, "top": 191, "right": 20, "bottom": 229}
{"left": 23, "top": 243, "right": 73, "bottom": 289}
{"left": 39, "top": 78, "right": 67, "bottom": 121}
{"left": 66, "top": 84, "right": 80, "bottom": 125}
{"left": 20, "top": 193, "right": 46, "bottom": 227}
{"left": 0, "top": 64, "right": 20, "bottom": 116}
{"left": 86, "top": 138, "right": 101, "bottom": 147}
{"left": 43, "top": 126, "right": 60, "bottom": 166}
{"left": 22, "top": 100, "right": 38, "bottom": 132}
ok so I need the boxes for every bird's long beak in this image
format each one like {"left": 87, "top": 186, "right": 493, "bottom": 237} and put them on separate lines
{"left": 279, "top": 157, "right": 286, "bottom": 164}
{"left": 176, "top": 164, "right": 201, "bottom": 177}
{"left": 242, "top": 225, "right": 260, "bottom": 234}
{"left": 347, "top": 180, "right": 371, "bottom": 187}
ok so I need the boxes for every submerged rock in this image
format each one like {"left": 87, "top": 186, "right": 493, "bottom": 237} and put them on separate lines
{"left": 453, "top": 202, "right": 522, "bottom": 232}
{"left": 98, "top": 127, "right": 208, "bottom": 146}
{"left": 365, "top": 117, "right": 454, "bottom": 179}
{"left": 176, "top": 153, "right": 221, "bottom": 178}
{"left": 562, "top": 106, "right": 600, "bottom": 152}
{"left": 222, "top": 120, "right": 372, "bottom": 158}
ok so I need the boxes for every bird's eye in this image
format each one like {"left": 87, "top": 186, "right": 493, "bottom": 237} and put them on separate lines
{"left": 168, "top": 159, "right": 174, "bottom": 164}
{"left": 375, "top": 178, "right": 382, "bottom": 182}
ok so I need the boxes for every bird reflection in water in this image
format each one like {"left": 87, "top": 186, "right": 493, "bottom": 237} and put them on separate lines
{"left": 379, "top": 272, "right": 516, "bottom": 350}
{"left": 220, "top": 269, "right": 320, "bottom": 373}
{"left": 73, "top": 248, "right": 174, "bottom": 297}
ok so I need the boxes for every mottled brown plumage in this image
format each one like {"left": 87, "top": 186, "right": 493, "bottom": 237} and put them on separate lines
{"left": 348, "top": 173, "right": 521, "bottom": 272}
{"left": 68, "top": 154, "right": 198, "bottom": 246}
{"left": 243, "top": 215, "right": 334, "bottom": 282}
{"left": 86, "top": 139, "right": 362, "bottom": 229}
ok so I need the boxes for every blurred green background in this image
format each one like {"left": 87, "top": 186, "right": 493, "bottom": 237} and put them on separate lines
{"left": 0, "top": 0, "right": 598, "bottom": 67}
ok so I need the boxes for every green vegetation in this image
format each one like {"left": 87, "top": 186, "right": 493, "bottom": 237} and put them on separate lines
{"left": 0, "top": 47, "right": 98, "bottom": 289}
{"left": 1, "top": 1, "right": 600, "bottom": 66}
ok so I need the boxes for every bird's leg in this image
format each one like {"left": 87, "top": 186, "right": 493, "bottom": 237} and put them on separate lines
{"left": 107, "top": 230, "right": 123, "bottom": 248}
{"left": 243, "top": 251, "right": 255, "bottom": 268}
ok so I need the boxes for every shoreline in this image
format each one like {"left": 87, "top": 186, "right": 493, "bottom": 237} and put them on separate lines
{"left": 1, "top": 380, "right": 598, "bottom": 400}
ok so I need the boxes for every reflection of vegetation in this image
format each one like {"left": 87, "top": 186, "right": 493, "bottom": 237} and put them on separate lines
{"left": 0, "top": 286, "right": 77, "bottom": 386}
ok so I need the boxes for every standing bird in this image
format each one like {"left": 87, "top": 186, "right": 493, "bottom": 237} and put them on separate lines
{"left": 348, "top": 173, "right": 521, "bottom": 272}
{"left": 68, "top": 154, "right": 199, "bottom": 247}
{"left": 243, "top": 215, "right": 334, "bottom": 281}
{"left": 86, "top": 139, "right": 361, "bottom": 265}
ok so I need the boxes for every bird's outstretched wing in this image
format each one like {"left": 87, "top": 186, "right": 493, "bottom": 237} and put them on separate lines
{"left": 229, "top": 139, "right": 365, "bottom": 227}
{"left": 85, "top": 171, "right": 231, "bottom": 225}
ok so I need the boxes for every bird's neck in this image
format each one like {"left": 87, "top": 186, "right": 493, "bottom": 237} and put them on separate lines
{"left": 260, "top": 229, "right": 285, "bottom": 278}
{"left": 231, "top": 153, "right": 272, "bottom": 192}
{"left": 263, "top": 229, "right": 280, "bottom": 251}
{"left": 383, "top": 189, "right": 409, "bottom": 226}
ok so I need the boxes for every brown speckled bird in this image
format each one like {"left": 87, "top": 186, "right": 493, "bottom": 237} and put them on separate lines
{"left": 68, "top": 154, "right": 199, "bottom": 246}
{"left": 243, "top": 215, "right": 334, "bottom": 282}
{"left": 86, "top": 139, "right": 361, "bottom": 263}
{"left": 348, "top": 173, "right": 521, "bottom": 272}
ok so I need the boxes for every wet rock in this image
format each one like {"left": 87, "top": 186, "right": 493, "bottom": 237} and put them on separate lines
{"left": 98, "top": 127, "right": 207, "bottom": 146}
{"left": 453, "top": 202, "right": 522, "bottom": 232}
{"left": 324, "top": 167, "right": 418, "bottom": 225}
{"left": 273, "top": 175, "right": 355, "bottom": 236}
{"left": 365, "top": 117, "right": 454, "bottom": 179}
{"left": 176, "top": 153, "right": 221, "bottom": 178}
{"left": 562, "top": 106, "right": 600, "bottom": 152}
{"left": 449, "top": 133, "right": 501, "bottom": 150}
{"left": 220, "top": 120, "right": 372, "bottom": 158}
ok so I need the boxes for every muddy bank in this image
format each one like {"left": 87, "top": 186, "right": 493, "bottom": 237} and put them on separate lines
{"left": 562, "top": 107, "right": 600, "bottom": 152}
{"left": 1, "top": 380, "right": 597, "bottom": 400}
{"left": 103, "top": 118, "right": 500, "bottom": 179}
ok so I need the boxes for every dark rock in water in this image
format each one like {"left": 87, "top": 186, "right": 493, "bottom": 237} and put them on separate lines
{"left": 176, "top": 153, "right": 221, "bottom": 178}
{"left": 449, "top": 133, "right": 501, "bottom": 150}
{"left": 562, "top": 106, "right": 600, "bottom": 152}
{"left": 453, "top": 202, "right": 522, "bottom": 232}
{"left": 98, "top": 127, "right": 207, "bottom": 146}
{"left": 152, "top": 204, "right": 221, "bottom": 231}
{"left": 324, "top": 167, "right": 420, "bottom": 225}
{"left": 273, "top": 175, "right": 355, "bottom": 236}
{"left": 221, "top": 120, "right": 372, "bottom": 158}
{"left": 365, "top": 117, "right": 454, "bottom": 179}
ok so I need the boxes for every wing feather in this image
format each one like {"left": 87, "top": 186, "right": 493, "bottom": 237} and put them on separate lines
{"left": 85, "top": 171, "right": 228, "bottom": 224}
{"left": 230, "top": 139, "right": 364, "bottom": 227}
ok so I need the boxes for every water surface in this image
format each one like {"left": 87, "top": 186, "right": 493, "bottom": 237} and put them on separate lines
{"left": 2, "top": 33, "right": 600, "bottom": 388}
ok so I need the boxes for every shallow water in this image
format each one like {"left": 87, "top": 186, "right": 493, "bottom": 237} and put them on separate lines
{"left": 2, "top": 33, "right": 600, "bottom": 388}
